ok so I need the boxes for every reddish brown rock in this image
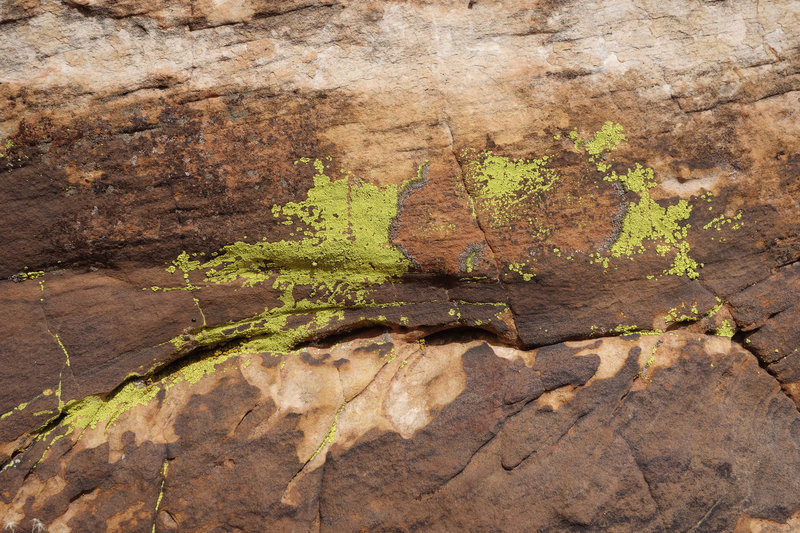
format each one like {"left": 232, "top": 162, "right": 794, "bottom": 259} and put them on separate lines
{"left": 1, "top": 0, "right": 800, "bottom": 530}
{"left": 2, "top": 332, "right": 799, "bottom": 532}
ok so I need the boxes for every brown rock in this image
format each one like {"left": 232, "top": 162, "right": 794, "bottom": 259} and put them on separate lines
{"left": 1, "top": 0, "right": 800, "bottom": 530}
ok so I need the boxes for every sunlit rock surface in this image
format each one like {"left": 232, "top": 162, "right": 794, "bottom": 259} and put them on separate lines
{"left": 1, "top": 0, "right": 799, "bottom": 530}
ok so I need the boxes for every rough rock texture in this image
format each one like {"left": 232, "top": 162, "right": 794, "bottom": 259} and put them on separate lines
{"left": 1, "top": 0, "right": 799, "bottom": 531}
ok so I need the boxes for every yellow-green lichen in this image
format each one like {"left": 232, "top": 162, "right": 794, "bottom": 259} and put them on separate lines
{"left": 565, "top": 123, "right": 702, "bottom": 279}
{"left": 163, "top": 251, "right": 202, "bottom": 290}
{"left": 157, "top": 158, "right": 415, "bottom": 357}
{"left": 613, "top": 324, "right": 640, "bottom": 335}
{"left": 612, "top": 325, "right": 663, "bottom": 336}
{"left": 308, "top": 401, "right": 346, "bottom": 462}
{"left": 572, "top": 121, "right": 627, "bottom": 173}
{"left": 64, "top": 380, "right": 161, "bottom": 431}
{"left": 464, "top": 248, "right": 480, "bottom": 273}
{"left": 15, "top": 269, "right": 44, "bottom": 281}
{"left": 636, "top": 352, "right": 657, "bottom": 382}
{"left": 30, "top": 158, "right": 419, "bottom": 455}
{"left": 706, "top": 297, "right": 724, "bottom": 318}
{"left": 715, "top": 320, "right": 735, "bottom": 338}
{"left": 508, "top": 261, "right": 535, "bottom": 281}
{"left": 651, "top": 341, "right": 661, "bottom": 355}
{"left": 603, "top": 164, "right": 698, "bottom": 278}
{"left": 0, "top": 139, "right": 13, "bottom": 158}
{"left": 703, "top": 211, "right": 743, "bottom": 231}
{"left": 152, "top": 459, "right": 169, "bottom": 533}
{"left": 193, "top": 298, "right": 207, "bottom": 327}
{"left": 166, "top": 159, "right": 409, "bottom": 297}
{"left": 384, "top": 348, "right": 398, "bottom": 364}
{"left": 665, "top": 302, "right": 700, "bottom": 324}
{"left": 29, "top": 353, "right": 230, "bottom": 467}
{"left": 50, "top": 331, "right": 71, "bottom": 367}
{"left": 463, "top": 151, "right": 559, "bottom": 229}
{"left": 462, "top": 123, "right": 711, "bottom": 281}
{"left": 1, "top": 401, "right": 29, "bottom": 421}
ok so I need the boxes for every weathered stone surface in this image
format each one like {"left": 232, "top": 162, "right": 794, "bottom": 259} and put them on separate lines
{"left": 2, "top": 332, "right": 799, "bottom": 532}
{"left": 1, "top": 0, "right": 800, "bottom": 530}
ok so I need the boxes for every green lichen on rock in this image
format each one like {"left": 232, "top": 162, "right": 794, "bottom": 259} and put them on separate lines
{"left": 0, "top": 401, "right": 29, "bottom": 421}
{"left": 155, "top": 158, "right": 416, "bottom": 363}
{"left": 463, "top": 151, "right": 559, "bottom": 228}
{"left": 603, "top": 166, "right": 696, "bottom": 276}
{"left": 571, "top": 121, "right": 627, "bottom": 173}
{"left": 56, "top": 380, "right": 160, "bottom": 435}
{"left": 573, "top": 124, "right": 700, "bottom": 279}
{"left": 612, "top": 324, "right": 640, "bottom": 335}
{"left": 308, "top": 401, "right": 346, "bottom": 462}
{"left": 17, "top": 158, "right": 417, "bottom": 460}
{"left": 703, "top": 211, "right": 743, "bottom": 231}
{"left": 714, "top": 319, "right": 735, "bottom": 338}
{"left": 165, "top": 252, "right": 202, "bottom": 290}
{"left": 706, "top": 297, "right": 724, "bottom": 318}
{"left": 612, "top": 324, "right": 663, "bottom": 336}
{"left": 152, "top": 460, "right": 169, "bottom": 533}
{"left": 461, "top": 122, "right": 706, "bottom": 280}
{"left": 26, "top": 378, "right": 163, "bottom": 467}
{"left": 167, "top": 158, "right": 410, "bottom": 302}
{"left": 664, "top": 301, "right": 701, "bottom": 324}
{"left": 464, "top": 247, "right": 479, "bottom": 273}
{"left": 15, "top": 269, "right": 44, "bottom": 281}
{"left": 508, "top": 260, "right": 535, "bottom": 281}
{"left": 51, "top": 331, "right": 71, "bottom": 367}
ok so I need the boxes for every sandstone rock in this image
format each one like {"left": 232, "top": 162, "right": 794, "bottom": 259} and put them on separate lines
{"left": 1, "top": 0, "right": 799, "bottom": 530}
{"left": 2, "top": 332, "right": 799, "bottom": 531}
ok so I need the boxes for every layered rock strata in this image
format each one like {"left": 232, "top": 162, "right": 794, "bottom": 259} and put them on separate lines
{"left": 1, "top": 0, "right": 799, "bottom": 530}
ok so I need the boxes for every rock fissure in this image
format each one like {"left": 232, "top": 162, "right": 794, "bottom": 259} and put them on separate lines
{"left": 449, "top": 146, "right": 503, "bottom": 277}
{"left": 732, "top": 335, "right": 800, "bottom": 411}
{"left": 416, "top": 418, "right": 505, "bottom": 500}
{"left": 0, "top": 318, "right": 744, "bottom": 471}
{"left": 688, "top": 498, "right": 724, "bottom": 533}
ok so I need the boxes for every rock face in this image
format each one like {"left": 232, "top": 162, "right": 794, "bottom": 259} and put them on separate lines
{"left": 1, "top": 0, "right": 799, "bottom": 531}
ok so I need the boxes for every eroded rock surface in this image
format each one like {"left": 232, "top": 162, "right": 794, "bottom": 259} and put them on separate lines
{"left": 3, "top": 332, "right": 799, "bottom": 531}
{"left": 1, "top": 0, "right": 799, "bottom": 531}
